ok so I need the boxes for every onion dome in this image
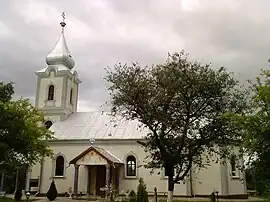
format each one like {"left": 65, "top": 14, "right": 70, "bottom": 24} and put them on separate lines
{"left": 45, "top": 12, "right": 75, "bottom": 69}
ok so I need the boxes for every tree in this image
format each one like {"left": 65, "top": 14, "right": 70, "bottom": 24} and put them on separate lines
{"left": 136, "top": 178, "right": 148, "bottom": 202}
{"left": 105, "top": 51, "right": 248, "bottom": 202}
{"left": 129, "top": 189, "right": 136, "bottom": 202}
{"left": 0, "top": 82, "right": 53, "bottom": 168}
{"left": 47, "top": 180, "right": 58, "bottom": 201}
{"left": 233, "top": 70, "right": 270, "bottom": 196}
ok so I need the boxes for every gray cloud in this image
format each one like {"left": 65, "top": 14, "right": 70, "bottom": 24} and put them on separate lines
{"left": 0, "top": 0, "right": 269, "bottom": 111}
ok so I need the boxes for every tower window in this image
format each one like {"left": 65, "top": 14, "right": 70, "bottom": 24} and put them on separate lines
{"left": 44, "top": 120, "right": 53, "bottom": 129}
{"left": 55, "top": 156, "right": 65, "bottom": 177}
{"left": 126, "top": 155, "right": 136, "bottom": 177}
{"left": 48, "top": 85, "right": 54, "bottom": 100}
{"left": 70, "top": 89, "right": 73, "bottom": 104}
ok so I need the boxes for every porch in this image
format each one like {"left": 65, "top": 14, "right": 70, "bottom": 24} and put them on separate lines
{"left": 69, "top": 146, "right": 123, "bottom": 198}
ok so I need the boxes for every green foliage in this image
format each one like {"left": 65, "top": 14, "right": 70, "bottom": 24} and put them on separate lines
{"left": 128, "top": 189, "right": 136, "bottom": 202}
{"left": 136, "top": 178, "right": 148, "bottom": 202}
{"left": 105, "top": 50, "right": 248, "bottom": 191}
{"left": 0, "top": 82, "right": 53, "bottom": 169}
{"left": 46, "top": 180, "right": 58, "bottom": 201}
{"left": 232, "top": 70, "right": 270, "bottom": 196}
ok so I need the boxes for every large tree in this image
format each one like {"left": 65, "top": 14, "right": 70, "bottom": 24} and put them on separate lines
{"left": 233, "top": 70, "right": 270, "bottom": 196}
{"left": 0, "top": 82, "right": 53, "bottom": 169}
{"left": 105, "top": 51, "right": 248, "bottom": 202}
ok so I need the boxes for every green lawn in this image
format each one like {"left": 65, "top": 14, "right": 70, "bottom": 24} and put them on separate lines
{"left": 0, "top": 197, "right": 36, "bottom": 202}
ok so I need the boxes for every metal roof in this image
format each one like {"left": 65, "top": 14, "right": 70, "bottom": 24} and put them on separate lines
{"left": 50, "top": 112, "right": 149, "bottom": 140}
{"left": 69, "top": 145, "right": 123, "bottom": 165}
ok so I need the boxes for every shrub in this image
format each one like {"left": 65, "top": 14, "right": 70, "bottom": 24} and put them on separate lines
{"left": 14, "top": 189, "right": 22, "bottom": 202}
{"left": 129, "top": 189, "right": 136, "bottom": 202}
{"left": 46, "top": 180, "right": 58, "bottom": 201}
{"left": 136, "top": 178, "right": 149, "bottom": 202}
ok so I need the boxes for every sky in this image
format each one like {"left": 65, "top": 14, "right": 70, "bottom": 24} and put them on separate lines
{"left": 1, "top": 0, "right": 270, "bottom": 112}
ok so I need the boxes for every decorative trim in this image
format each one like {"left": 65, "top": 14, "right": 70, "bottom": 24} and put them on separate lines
{"left": 62, "top": 75, "right": 68, "bottom": 109}
{"left": 35, "top": 77, "right": 41, "bottom": 108}
{"left": 69, "top": 146, "right": 123, "bottom": 165}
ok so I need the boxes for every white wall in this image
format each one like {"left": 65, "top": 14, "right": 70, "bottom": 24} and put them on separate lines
{"left": 30, "top": 141, "right": 246, "bottom": 196}
{"left": 37, "top": 73, "right": 63, "bottom": 109}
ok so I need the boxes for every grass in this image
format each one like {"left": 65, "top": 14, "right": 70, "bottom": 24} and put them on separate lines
{"left": 0, "top": 196, "right": 36, "bottom": 202}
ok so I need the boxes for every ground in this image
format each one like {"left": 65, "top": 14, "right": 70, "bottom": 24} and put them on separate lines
{"left": 0, "top": 196, "right": 267, "bottom": 202}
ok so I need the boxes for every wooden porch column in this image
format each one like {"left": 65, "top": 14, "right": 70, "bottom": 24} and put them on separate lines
{"left": 73, "top": 165, "right": 80, "bottom": 195}
{"left": 105, "top": 164, "right": 111, "bottom": 198}
{"left": 87, "top": 166, "right": 91, "bottom": 195}
{"left": 0, "top": 171, "right": 4, "bottom": 193}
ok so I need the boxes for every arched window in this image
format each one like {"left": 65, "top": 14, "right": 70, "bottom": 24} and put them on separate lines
{"left": 230, "top": 155, "right": 237, "bottom": 176}
{"left": 48, "top": 85, "right": 54, "bottom": 100}
{"left": 126, "top": 155, "right": 136, "bottom": 177}
{"left": 44, "top": 120, "right": 53, "bottom": 129}
{"left": 70, "top": 89, "right": 73, "bottom": 104}
{"left": 55, "top": 156, "right": 65, "bottom": 176}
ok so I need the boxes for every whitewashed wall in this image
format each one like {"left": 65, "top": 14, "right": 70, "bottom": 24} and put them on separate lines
{"left": 30, "top": 141, "right": 246, "bottom": 196}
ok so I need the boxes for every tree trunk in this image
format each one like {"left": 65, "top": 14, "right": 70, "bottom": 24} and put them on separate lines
{"left": 167, "top": 174, "right": 174, "bottom": 202}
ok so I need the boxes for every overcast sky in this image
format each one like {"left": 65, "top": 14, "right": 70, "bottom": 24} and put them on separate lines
{"left": 1, "top": 0, "right": 270, "bottom": 112}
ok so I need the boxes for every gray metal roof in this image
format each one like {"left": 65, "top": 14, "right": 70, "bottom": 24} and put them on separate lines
{"left": 94, "top": 146, "right": 123, "bottom": 164}
{"left": 50, "top": 112, "right": 149, "bottom": 140}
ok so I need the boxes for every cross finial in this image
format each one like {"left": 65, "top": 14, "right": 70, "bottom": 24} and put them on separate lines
{"left": 61, "top": 12, "right": 65, "bottom": 22}
{"left": 60, "top": 11, "right": 66, "bottom": 31}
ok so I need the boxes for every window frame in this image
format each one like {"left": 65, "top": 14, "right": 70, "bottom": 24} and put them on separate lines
{"left": 48, "top": 85, "right": 55, "bottom": 101}
{"left": 125, "top": 155, "right": 137, "bottom": 178}
{"left": 53, "top": 155, "right": 66, "bottom": 178}
{"left": 230, "top": 155, "right": 240, "bottom": 179}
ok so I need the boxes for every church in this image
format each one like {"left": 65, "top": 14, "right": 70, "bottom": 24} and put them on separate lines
{"left": 27, "top": 16, "right": 248, "bottom": 199}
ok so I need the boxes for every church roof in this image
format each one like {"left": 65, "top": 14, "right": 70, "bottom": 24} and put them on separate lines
{"left": 49, "top": 112, "right": 150, "bottom": 140}
{"left": 69, "top": 145, "right": 123, "bottom": 165}
{"left": 45, "top": 14, "right": 75, "bottom": 70}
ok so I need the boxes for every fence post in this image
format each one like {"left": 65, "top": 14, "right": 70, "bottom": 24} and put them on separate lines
{"left": 154, "top": 187, "right": 157, "bottom": 202}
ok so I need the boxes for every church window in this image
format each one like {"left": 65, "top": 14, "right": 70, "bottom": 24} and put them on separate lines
{"left": 70, "top": 89, "right": 73, "bottom": 104}
{"left": 230, "top": 155, "right": 238, "bottom": 177}
{"left": 44, "top": 120, "right": 53, "bottom": 129}
{"left": 55, "top": 156, "right": 65, "bottom": 176}
{"left": 48, "top": 85, "right": 55, "bottom": 100}
{"left": 126, "top": 155, "right": 136, "bottom": 177}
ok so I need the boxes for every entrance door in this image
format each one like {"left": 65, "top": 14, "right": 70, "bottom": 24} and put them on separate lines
{"left": 96, "top": 165, "right": 106, "bottom": 196}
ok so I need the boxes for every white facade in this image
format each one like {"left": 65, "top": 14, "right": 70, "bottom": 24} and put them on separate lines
{"left": 28, "top": 19, "right": 247, "bottom": 199}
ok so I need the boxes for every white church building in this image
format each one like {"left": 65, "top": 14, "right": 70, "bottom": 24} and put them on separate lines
{"left": 27, "top": 17, "right": 248, "bottom": 199}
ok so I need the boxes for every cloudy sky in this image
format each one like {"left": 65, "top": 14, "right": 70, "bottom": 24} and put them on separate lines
{"left": 1, "top": 0, "right": 270, "bottom": 112}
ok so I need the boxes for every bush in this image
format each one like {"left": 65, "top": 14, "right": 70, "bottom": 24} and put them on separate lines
{"left": 46, "top": 180, "right": 58, "bottom": 201}
{"left": 136, "top": 178, "right": 149, "bottom": 202}
{"left": 14, "top": 189, "right": 22, "bottom": 202}
{"left": 129, "top": 189, "right": 136, "bottom": 202}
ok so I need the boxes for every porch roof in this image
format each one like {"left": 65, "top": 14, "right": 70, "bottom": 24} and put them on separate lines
{"left": 69, "top": 145, "right": 123, "bottom": 165}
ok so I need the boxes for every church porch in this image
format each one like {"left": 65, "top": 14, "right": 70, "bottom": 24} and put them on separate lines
{"left": 69, "top": 146, "right": 123, "bottom": 198}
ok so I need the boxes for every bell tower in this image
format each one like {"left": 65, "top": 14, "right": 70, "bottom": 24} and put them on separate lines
{"left": 35, "top": 12, "right": 81, "bottom": 123}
